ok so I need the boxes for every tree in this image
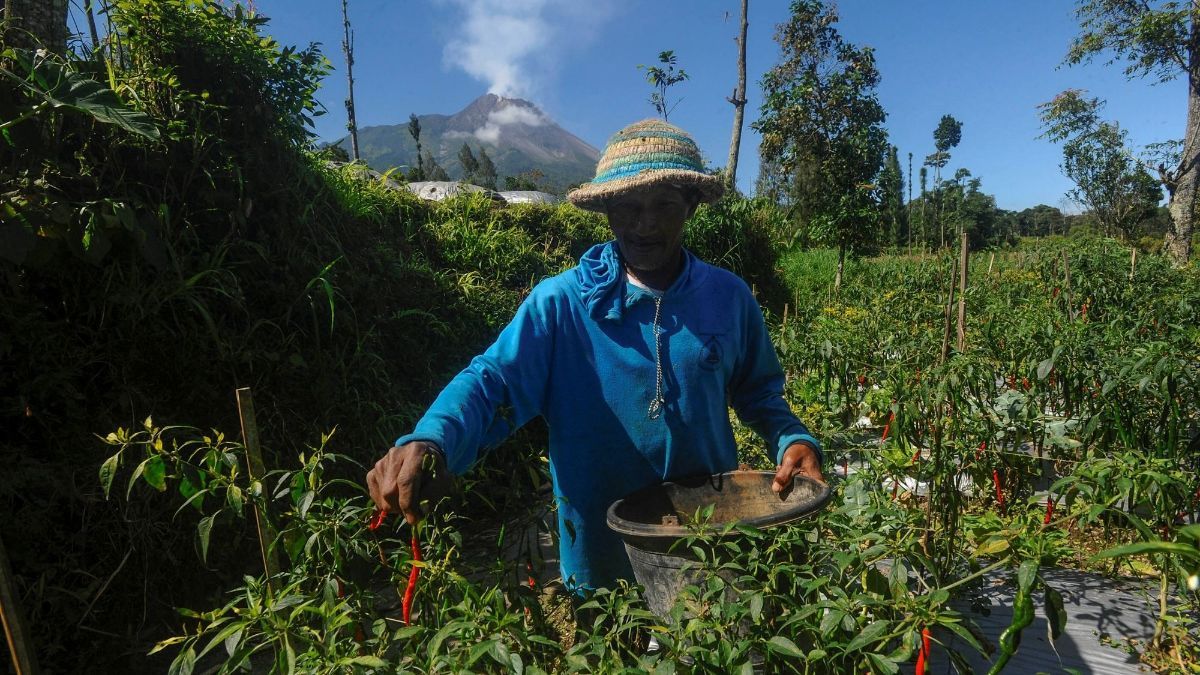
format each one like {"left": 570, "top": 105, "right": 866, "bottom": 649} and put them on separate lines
{"left": 1065, "top": 0, "right": 1196, "bottom": 263}
{"left": 924, "top": 114, "right": 963, "bottom": 247}
{"left": 504, "top": 169, "right": 545, "bottom": 191}
{"left": 476, "top": 146, "right": 498, "bottom": 190}
{"left": 906, "top": 151, "right": 914, "bottom": 248}
{"left": 341, "top": 0, "right": 360, "bottom": 161}
{"left": 879, "top": 145, "right": 906, "bottom": 246}
{"left": 408, "top": 114, "right": 424, "bottom": 181}
{"left": 638, "top": 50, "right": 689, "bottom": 121}
{"left": 725, "top": 0, "right": 750, "bottom": 189}
{"left": 1016, "top": 205, "right": 1066, "bottom": 237}
{"left": 754, "top": 0, "right": 889, "bottom": 288}
{"left": 458, "top": 143, "right": 478, "bottom": 183}
{"left": 424, "top": 151, "right": 450, "bottom": 181}
{"left": 1039, "top": 90, "right": 1164, "bottom": 240}
{"left": 2, "top": 0, "right": 68, "bottom": 51}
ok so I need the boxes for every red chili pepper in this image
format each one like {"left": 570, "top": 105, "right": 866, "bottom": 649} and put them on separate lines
{"left": 993, "top": 469, "right": 1006, "bottom": 513}
{"left": 915, "top": 626, "right": 931, "bottom": 674}
{"left": 336, "top": 577, "right": 345, "bottom": 598}
{"left": 1044, "top": 495, "right": 1055, "bottom": 525}
{"left": 842, "top": 457, "right": 849, "bottom": 478}
{"left": 403, "top": 532, "right": 421, "bottom": 625}
{"left": 975, "top": 441, "right": 987, "bottom": 461}
{"left": 368, "top": 509, "right": 388, "bottom": 531}
{"left": 1081, "top": 303, "right": 1088, "bottom": 321}
{"left": 882, "top": 412, "right": 895, "bottom": 441}
{"left": 857, "top": 374, "right": 867, "bottom": 387}
{"left": 1052, "top": 286, "right": 1060, "bottom": 299}
{"left": 1021, "top": 377, "right": 1030, "bottom": 391}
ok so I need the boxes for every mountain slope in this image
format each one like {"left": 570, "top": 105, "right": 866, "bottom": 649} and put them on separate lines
{"left": 336, "top": 94, "right": 600, "bottom": 193}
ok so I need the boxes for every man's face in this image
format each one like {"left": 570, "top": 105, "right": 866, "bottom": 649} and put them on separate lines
{"left": 605, "top": 185, "right": 696, "bottom": 274}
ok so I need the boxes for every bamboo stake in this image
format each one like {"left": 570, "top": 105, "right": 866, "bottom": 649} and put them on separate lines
{"left": 1130, "top": 248, "right": 1138, "bottom": 280}
{"left": 987, "top": 251, "right": 995, "bottom": 277}
{"left": 0, "top": 533, "right": 40, "bottom": 675}
{"left": 940, "top": 255, "right": 958, "bottom": 365}
{"left": 956, "top": 233, "right": 969, "bottom": 353}
{"left": 781, "top": 303, "right": 789, "bottom": 333}
{"left": 236, "top": 388, "right": 281, "bottom": 589}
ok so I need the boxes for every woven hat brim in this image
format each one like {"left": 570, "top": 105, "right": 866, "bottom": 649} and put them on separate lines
{"left": 567, "top": 169, "right": 725, "bottom": 212}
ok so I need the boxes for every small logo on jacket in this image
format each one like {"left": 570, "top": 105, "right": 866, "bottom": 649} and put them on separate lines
{"left": 700, "top": 336, "right": 723, "bottom": 371}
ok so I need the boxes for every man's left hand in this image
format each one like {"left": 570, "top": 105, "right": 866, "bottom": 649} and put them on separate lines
{"left": 772, "top": 441, "right": 825, "bottom": 495}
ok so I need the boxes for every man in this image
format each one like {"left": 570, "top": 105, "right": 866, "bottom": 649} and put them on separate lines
{"left": 367, "top": 119, "right": 823, "bottom": 592}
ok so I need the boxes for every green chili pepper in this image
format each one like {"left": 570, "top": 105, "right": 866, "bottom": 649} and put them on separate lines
{"left": 987, "top": 560, "right": 1038, "bottom": 675}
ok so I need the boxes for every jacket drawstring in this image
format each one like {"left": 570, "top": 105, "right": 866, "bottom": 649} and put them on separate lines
{"left": 648, "top": 295, "right": 665, "bottom": 419}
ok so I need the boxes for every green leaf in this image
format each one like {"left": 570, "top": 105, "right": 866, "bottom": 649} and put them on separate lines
{"left": 766, "top": 635, "right": 804, "bottom": 658}
{"left": 342, "top": 656, "right": 386, "bottom": 667}
{"left": 468, "top": 639, "right": 497, "bottom": 665}
{"left": 976, "top": 537, "right": 1010, "bottom": 556}
{"left": 167, "top": 646, "right": 196, "bottom": 675}
{"left": 750, "top": 593, "right": 763, "bottom": 623}
{"left": 99, "top": 453, "right": 120, "bottom": 499}
{"left": 1017, "top": 559, "right": 1039, "bottom": 595}
{"left": 144, "top": 454, "right": 167, "bottom": 492}
{"left": 4, "top": 48, "right": 160, "bottom": 139}
{"left": 937, "top": 618, "right": 983, "bottom": 652}
{"left": 297, "top": 490, "right": 315, "bottom": 519}
{"left": 820, "top": 608, "right": 845, "bottom": 636}
{"left": 197, "top": 514, "right": 215, "bottom": 563}
{"left": 1093, "top": 541, "right": 1199, "bottom": 562}
{"left": 866, "top": 652, "right": 900, "bottom": 675}
{"left": 227, "top": 484, "right": 244, "bottom": 514}
{"left": 846, "top": 619, "right": 889, "bottom": 653}
{"left": 1037, "top": 357, "right": 1055, "bottom": 381}
{"left": 1045, "top": 587, "right": 1066, "bottom": 640}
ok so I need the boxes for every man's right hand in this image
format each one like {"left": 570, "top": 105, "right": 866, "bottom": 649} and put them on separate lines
{"left": 366, "top": 441, "right": 452, "bottom": 525}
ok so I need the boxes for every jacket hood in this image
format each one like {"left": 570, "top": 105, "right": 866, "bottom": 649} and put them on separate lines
{"left": 575, "top": 241, "right": 704, "bottom": 322}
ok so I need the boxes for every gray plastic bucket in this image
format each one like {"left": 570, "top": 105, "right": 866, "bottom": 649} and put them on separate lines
{"left": 605, "top": 470, "right": 832, "bottom": 618}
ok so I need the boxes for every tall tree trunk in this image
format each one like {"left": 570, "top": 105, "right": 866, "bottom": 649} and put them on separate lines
{"left": 906, "top": 152, "right": 913, "bottom": 251}
{"left": 1166, "top": 6, "right": 1199, "bottom": 265}
{"left": 725, "top": 0, "right": 748, "bottom": 191}
{"left": 84, "top": 0, "right": 101, "bottom": 54}
{"left": 341, "top": 0, "right": 360, "bottom": 161}
{"left": 2, "top": 0, "right": 68, "bottom": 51}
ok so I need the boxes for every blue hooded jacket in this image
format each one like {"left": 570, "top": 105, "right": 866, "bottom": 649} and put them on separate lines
{"left": 397, "top": 241, "right": 821, "bottom": 590}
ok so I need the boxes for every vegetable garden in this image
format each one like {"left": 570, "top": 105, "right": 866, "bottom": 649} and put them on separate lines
{"left": 90, "top": 237, "right": 1200, "bottom": 675}
{"left": 1, "top": 2, "right": 1198, "bottom": 673}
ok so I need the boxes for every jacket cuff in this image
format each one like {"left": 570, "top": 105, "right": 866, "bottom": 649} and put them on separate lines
{"left": 393, "top": 434, "right": 447, "bottom": 462}
{"left": 777, "top": 433, "right": 823, "bottom": 466}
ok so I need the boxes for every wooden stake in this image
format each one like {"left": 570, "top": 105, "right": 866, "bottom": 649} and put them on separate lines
{"left": 940, "top": 255, "right": 957, "bottom": 365}
{"left": 987, "top": 251, "right": 995, "bottom": 277}
{"left": 781, "top": 303, "right": 789, "bottom": 333}
{"left": 0, "top": 533, "right": 40, "bottom": 675}
{"left": 236, "top": 388, "right": 281, "bottom": 588}
{"left": 956, "top": 233, "right": 969, "bottom": 352}
{"left": 1130, "top": 248, "right": 1138, "bottom": 280}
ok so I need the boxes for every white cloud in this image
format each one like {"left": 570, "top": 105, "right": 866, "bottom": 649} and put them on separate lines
{"left": 472, "top": 105, "right": 547, "bottom": 142}
{"left": 440, "top": 0, "right": 614, "bottom": 98}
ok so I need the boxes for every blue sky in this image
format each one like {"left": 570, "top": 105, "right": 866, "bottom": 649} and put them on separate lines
{"left": 208, "top": 1, "right": 1181, "bottom": 211}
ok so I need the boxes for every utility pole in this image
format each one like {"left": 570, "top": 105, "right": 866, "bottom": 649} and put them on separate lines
{"left": 341, "top": 0, "right": 360, "bottom": 161}
{"left": 724, "top": 0, "right": 749, "bottom": 191}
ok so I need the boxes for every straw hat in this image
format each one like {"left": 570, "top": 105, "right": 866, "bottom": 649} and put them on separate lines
{"left": 567, "top": 119, "right": 725, "bottom": 212}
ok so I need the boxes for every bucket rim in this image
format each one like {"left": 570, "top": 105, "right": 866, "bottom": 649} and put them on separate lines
{"left": 605, "top": 470, "right": 832, "bottom": 540}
